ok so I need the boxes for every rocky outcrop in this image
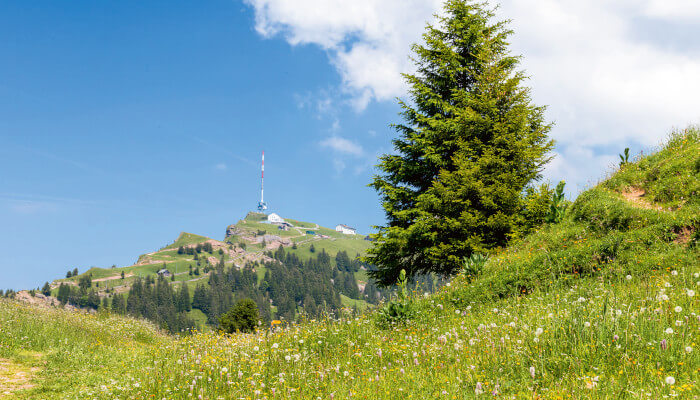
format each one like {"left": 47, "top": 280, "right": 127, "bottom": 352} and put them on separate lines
{"left": 226, "top": 225, "right": 245, "bottom": 238}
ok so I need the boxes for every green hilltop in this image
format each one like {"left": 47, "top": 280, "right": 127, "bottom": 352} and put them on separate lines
{"left": 1, "top": 128, "right": 698, "bottom": 398}
{"left": 52, "top": 212, "right": 372, "bottom": 293}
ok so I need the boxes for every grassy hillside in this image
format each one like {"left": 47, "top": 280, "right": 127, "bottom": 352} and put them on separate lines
{"left": 2, "top": 128, "right": 698, "bottom": 398}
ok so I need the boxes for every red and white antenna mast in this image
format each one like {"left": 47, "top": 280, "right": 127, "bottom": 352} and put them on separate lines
{"left": 257, "top": 151, "right": 267, "bottom": 212}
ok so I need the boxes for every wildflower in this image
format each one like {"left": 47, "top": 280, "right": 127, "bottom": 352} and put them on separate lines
{"left": 285, "top": 355, "right": 291, "bottom": 361}
{"left": 272, "top": 343, "right": 279, "bottom": 349}
{"left": 343, "top": 371, "right": 349, "bottom": 377}
{"left": 529, "top": 366, "right": 535, "bottom": 378}
{"left": 687, "top": 289, "right": 695, "bottom": 297}
{"left": 675, "top": 306, "right": 682, "bottom": 313}
{"left": 625, "top": 275, "right": 632, "bottom": 280}
{"left": 675, "top": 320, "right": 683, "bottom": 327}
{"left": 685, "top": 346, "right": 693, "bottom": 353}
{"left": 221, "top": 367, "right": 228, "bottom": 374}
{"left": 535, "top": 328, "right": 543, "bottom": 336}
{"left": 253, "top": 346, "right": 259, "bottom": 351}
{"left": 475, "top": 382, "right": 484, "bottom": 395}
{"left": 660, "top": 339, "right": 667, "bottom": 350}
{"left": 585, "top": 376, "right": 599, "bottom": 389}
{"left": 584, "top": 322, "right": 591, "bottom": 328}
{"left": 455, "top": 309, "right": 461, "bottom": 314}
{"left": 665, "top": 328, "right": 674, "bottom": 334}
{"left": 660, "top": 294, "right": 669, "bottom": 301}
{"left": 613, "top": 335, "right": 619, "bottom": 341}
{"left": 671, "top": 270, "right": 678, "bottom": 276}
{"left": 665, "top": 376, "right": 675, "bottom": 385}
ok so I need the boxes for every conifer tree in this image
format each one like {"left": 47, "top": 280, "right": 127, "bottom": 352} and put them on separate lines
{"left": 367, "top": 0, "right": 554, "bottom": 285}
{"left": 41, "top": 282, "right": 51, "bottom": 297}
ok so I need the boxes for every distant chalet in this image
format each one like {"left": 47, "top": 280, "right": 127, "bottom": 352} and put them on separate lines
{"left": 335, "top": 224, "right": 357, "bottom": 235}
{"left": 157, "top": 268, "right": 172, "bottom": 277}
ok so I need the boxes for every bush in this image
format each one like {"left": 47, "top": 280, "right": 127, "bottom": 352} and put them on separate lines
{"left": 219, "top": 298, "right": 259, "bottom": 334}
{"left": 376, "top": 269, "right": 414, "bottom": 327}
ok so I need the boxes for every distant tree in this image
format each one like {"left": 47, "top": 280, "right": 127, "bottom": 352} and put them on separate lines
{"left": 189, "top": 265, "right": 193, "bottom": 276}
{"left": 309, "top": 244, "right": 315, "bottom": 253}
{"left": 171, "top": 273, "right": 175, "bottom": 281}
{"left": 177, "top": 246, "right": 185, "bottom": 255}
{"left": 101, "top": 296, "right": 110, "bottom": 310}
{"left": 86, "top": 290, "right": 101, "bottom": 309}
{"left": 57, "top": 283, "right": 70, "bottom": 304}
{"left": 72, "top": 268, "right": 78, "bottom": 277}
{"left": 177, "top": 284, "right": 191, "bottom": 312}
{"left": 66, "top": 270, "right": 72, "bottom": 278}
{"left": 366, "top": 0, "right": 554, "bottom": 285}
{"left": 219, "top": 298, "right": 259, "bottom": 334}
{"left": 292, "top": 243, "right": 297, "bottom": 250}
{"left": 78, "top": 274, "right": 92, "bottom": 291}
{"left": 195, "top": 243, "right": 203, "bottom": 254}
{"left": 218, "top": 248, "right": 224, "bottom": 255}
{"left": 0, "top": 290, "right": 4, "bottom": 297}
{"left": 112, "top": 294, "right": 126, "bottom": 314}
{"left": 192, "top": 284, "right": 210, "bottom": 313}
{"left": 111, "top": 264, "right": 116, "bottom": 269}
{"left": 239, "top": 242, "right": 247, "bottom": 250}
{"left": 121, "top": 271, "right": 125, "bottom": 279}
{"left": 194, "top": 267, "right": 200, "bottom": 276}
{"left": 41, "top": 282, "right": 51, "bottom": 297}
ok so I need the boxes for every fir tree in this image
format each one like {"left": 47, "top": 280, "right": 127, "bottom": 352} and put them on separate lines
{"left": 366, "top": 0, "right": 553, "bottom": 285}
{"left": 41, "top": 282, "right": 51, "bottom": 297}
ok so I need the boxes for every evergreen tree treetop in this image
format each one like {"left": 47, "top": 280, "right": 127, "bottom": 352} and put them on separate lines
{"left": 367, "top": 0, "right": 554, "bottom": 286}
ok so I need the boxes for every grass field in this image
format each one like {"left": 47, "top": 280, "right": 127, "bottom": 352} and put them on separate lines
{"left": 6, "top": 128, "right": 697, "bottom": 398}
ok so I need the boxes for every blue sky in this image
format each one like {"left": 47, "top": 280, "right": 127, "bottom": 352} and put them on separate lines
{"left": 2, "top": 0, "right": 699, "bottom": 290}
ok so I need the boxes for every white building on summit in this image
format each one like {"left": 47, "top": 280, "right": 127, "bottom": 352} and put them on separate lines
{"left": 267, "top": 213, "right": 285, "bottom": 224}
{"left": 335, "top": 224, "right": 357, "bottom": 235}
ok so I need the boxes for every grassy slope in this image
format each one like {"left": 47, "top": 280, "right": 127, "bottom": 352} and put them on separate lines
{"left": 3, "top": 129, "right": 698, "bottom": 399}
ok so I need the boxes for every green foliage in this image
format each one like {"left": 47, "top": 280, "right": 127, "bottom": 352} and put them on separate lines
{"left": 619, "top": 147, "right": 630, "bottom": 166}
{"left": 376, "top": 269, "right": 414, "bottom": 327}
{"left": 41, "top": 282, "right": 51, "bottom": 297}
{"left": 78, "top": 274, "right": 92, "bottom": 291}
{"left": 218, "top": 298, "right": 259, "bottom": 334}
{"left": 545, "top": 181, "right": 568, "bottom": 223}
{"left": 461, "top": 253, "right": 488, "bottom": 280}
{"left": 366, "top": 0, "right": 554, "bottom": 285}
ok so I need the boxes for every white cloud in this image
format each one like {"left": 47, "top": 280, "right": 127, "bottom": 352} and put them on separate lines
{"left": 245, "top": 0, "right": 443, "bottom": 109}
{"left": 320, "top": 136, "right": 365, "bottom": 156}
{"left": 643, "top": 0, "right": 700, "bottom": 20}
{"left": 215, "top": 163, "right": 228, "bottom": 171}
{"left": 246, "top": 0, "right": 700, "bottom": 192}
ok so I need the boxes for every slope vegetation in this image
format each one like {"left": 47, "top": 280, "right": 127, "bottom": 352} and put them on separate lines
{"left": 1, "top": 128, "right": 698, "bottom": 399}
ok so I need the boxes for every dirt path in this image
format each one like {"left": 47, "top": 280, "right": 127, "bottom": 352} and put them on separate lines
{"left": 620, "top": 188, "right": 665, "bottom": 211}
{"left": 92, "top": 273, "right": 134, "bottom": 283}
{"left": 0, "top": 353, "right": 42, "bottom": 398}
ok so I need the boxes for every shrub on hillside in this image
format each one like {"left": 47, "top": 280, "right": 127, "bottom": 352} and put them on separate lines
{"left": 219, "top": 298, "right": 259, "bottom": 334}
